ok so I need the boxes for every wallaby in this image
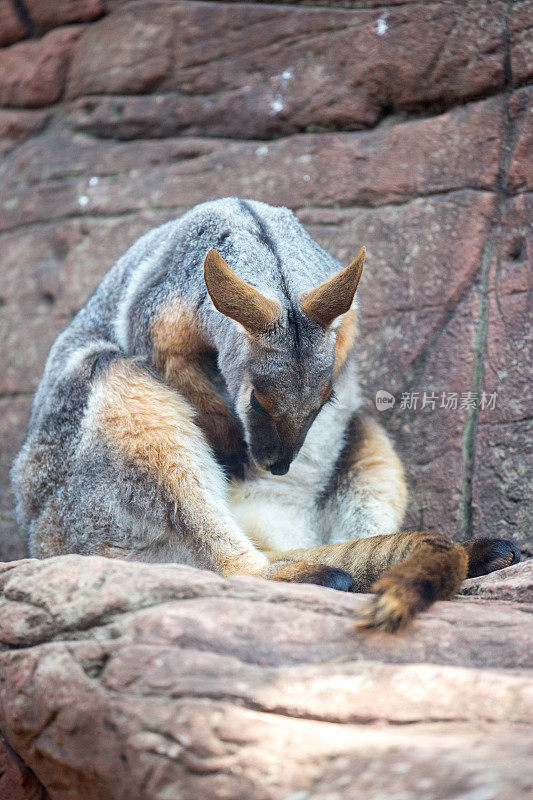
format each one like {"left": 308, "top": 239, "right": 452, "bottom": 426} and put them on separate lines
{"left": 11, "top": 198, "right": 520, "bottom": 631}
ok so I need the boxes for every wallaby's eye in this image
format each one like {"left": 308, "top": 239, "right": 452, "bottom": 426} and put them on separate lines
{"left": 250, "top": 390, "right": 269, "bottom": 416}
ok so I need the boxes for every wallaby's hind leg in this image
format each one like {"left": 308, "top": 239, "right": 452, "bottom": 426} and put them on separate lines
{"left": 266, "top": 531, "right": 521, "bottom": 631}
{"left": 265, "top": 532, "right": 467, "bottom": 631}
{"left": 268, "top": 531, "right": 520, "bottom": 631}
{"left": 354, "top": 534, "right": 520, "bottom": 629}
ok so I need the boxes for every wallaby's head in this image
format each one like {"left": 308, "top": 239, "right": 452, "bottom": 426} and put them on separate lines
{"left": 203, "top": 247, "right": 365, "bottom": 475}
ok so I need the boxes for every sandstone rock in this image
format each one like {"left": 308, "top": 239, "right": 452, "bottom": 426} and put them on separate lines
{"left": 0, "top": 27, "right": 83, "bottom": 108}
{"left": 66, "top": 0, "right": 514, "bottom": 139}
{"left": 473, "top": 420, "right": 533, "bottom": 556}
{"left": 0, "top": 1, "right": 28, "bottom": 48}
{"left": 462, "top": 560, "right": 533, "bottom": 602}
{"left": 0, "top": 109, "right": 51, "bottom": 157}
{"left": 0, "top": 556, "right": 532, "bottom": 799}
{"left": 470, "top": 191, "right": 533, "bottom": 551}
{"left": 68, "top": 2, "right": 175, "bottom": 98}
{"left": 26, "top": 0, "right": 104, "bottom": 33}
{"left": 0, "top": 96, "right": 504, "bottom": 233}
{"left": 0, "top": 732, "right": 48, "bottom": 800}
{"left": 511, "top": 0, "right": 533, "bottom": 86}
{"left": 507, "top": 86, "right": 533, "bottom": 194}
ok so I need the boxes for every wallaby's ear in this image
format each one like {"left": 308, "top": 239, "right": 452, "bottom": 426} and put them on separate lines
{"left": 203, "top": 249, "right": 281, "bottom": 335}
{"left": 301, "top": 246, "right": 365, "bottom": 328}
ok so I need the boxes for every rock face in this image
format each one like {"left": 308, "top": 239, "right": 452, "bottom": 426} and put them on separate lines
{"left": 0, "top": 556, "right": 532, "bottom": 800}
{"left": 0, "top": 0, "right": 531, "bottom": 562}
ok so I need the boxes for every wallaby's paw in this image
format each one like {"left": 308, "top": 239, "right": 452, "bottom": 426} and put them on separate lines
{"left": 466, "top": 538, "right": 521, "bottom": 578}
{"left": 354, "top": 592, "right": 413, "bottom": 633}
{"left": 271, "top": 561, "right": 354, "bottom": 591}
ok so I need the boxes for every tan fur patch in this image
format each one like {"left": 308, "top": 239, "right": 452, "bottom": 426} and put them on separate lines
{"left": 152, "top": 299, "right": 210, "bottom": 368}
{"left": 95, "top": 360, "right": 204, "bottom": 500}
{"left": 350, "top": 416, "right": 408, "bottom": 526}
{"left": 153, "top": 299, "right": 246, "bottom": 469}
{"left": 333, "top": 308, "right": 358, "bottom": 376}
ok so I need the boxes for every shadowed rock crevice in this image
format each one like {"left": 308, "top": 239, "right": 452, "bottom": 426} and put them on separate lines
{"left": 459, "top": 0, "right": 525, "bottom": 540}
{"left": 10, "top": 0, "right": 36, "bottom": 38}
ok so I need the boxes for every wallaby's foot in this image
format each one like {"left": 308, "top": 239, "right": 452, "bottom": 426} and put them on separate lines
{"left": 465, "top": 537, "right": 521, "bottom": 578}
{"left": 271, "top": 561, "right": 354, "bottom": 591}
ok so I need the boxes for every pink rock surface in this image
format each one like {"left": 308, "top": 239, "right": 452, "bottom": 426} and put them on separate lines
{"left": 462, "top": 558, "right": 533, "bottom": 602}
{"left": 26, "top": 0, "right": 104, "bottom": 33}
{"left": 0, "top": 2, "right": 27, "bottom": 48}
{"left": 0, "top": 26, "right": 83, "bottom": 109}
{"left": 65, "top": 0, "right": 518, "bottom": 139}
{"left": 0, "top": 556, "right": 532, "bottom": 799}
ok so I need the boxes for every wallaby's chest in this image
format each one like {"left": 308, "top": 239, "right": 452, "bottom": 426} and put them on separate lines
{"left": 228, "top": 406, "right": 349, "bottom": 551}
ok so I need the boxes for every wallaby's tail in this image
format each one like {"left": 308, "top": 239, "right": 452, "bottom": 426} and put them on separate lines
{"left": 353, "top": 532, "right": 469, "bottom": 632}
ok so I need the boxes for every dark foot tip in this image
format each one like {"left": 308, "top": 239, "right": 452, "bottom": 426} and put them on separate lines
{"left": 294, "top": 565, "right": 354, "bottom": 591}
{"left": 502, "top": 539, "right": 521, "bottom": 564}
{"left": 318, "top": 566, "right": 354, "bottom": 592}
{"left": 467, "top": 537, "right": 521, "bottom": 578}
{"left": 272, "top": 563, "right": 354, "bottom": 591}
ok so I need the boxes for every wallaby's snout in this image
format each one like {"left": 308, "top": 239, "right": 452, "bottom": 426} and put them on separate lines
{"left": 270, "top": 460, "right": 291, "bottom": 476}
